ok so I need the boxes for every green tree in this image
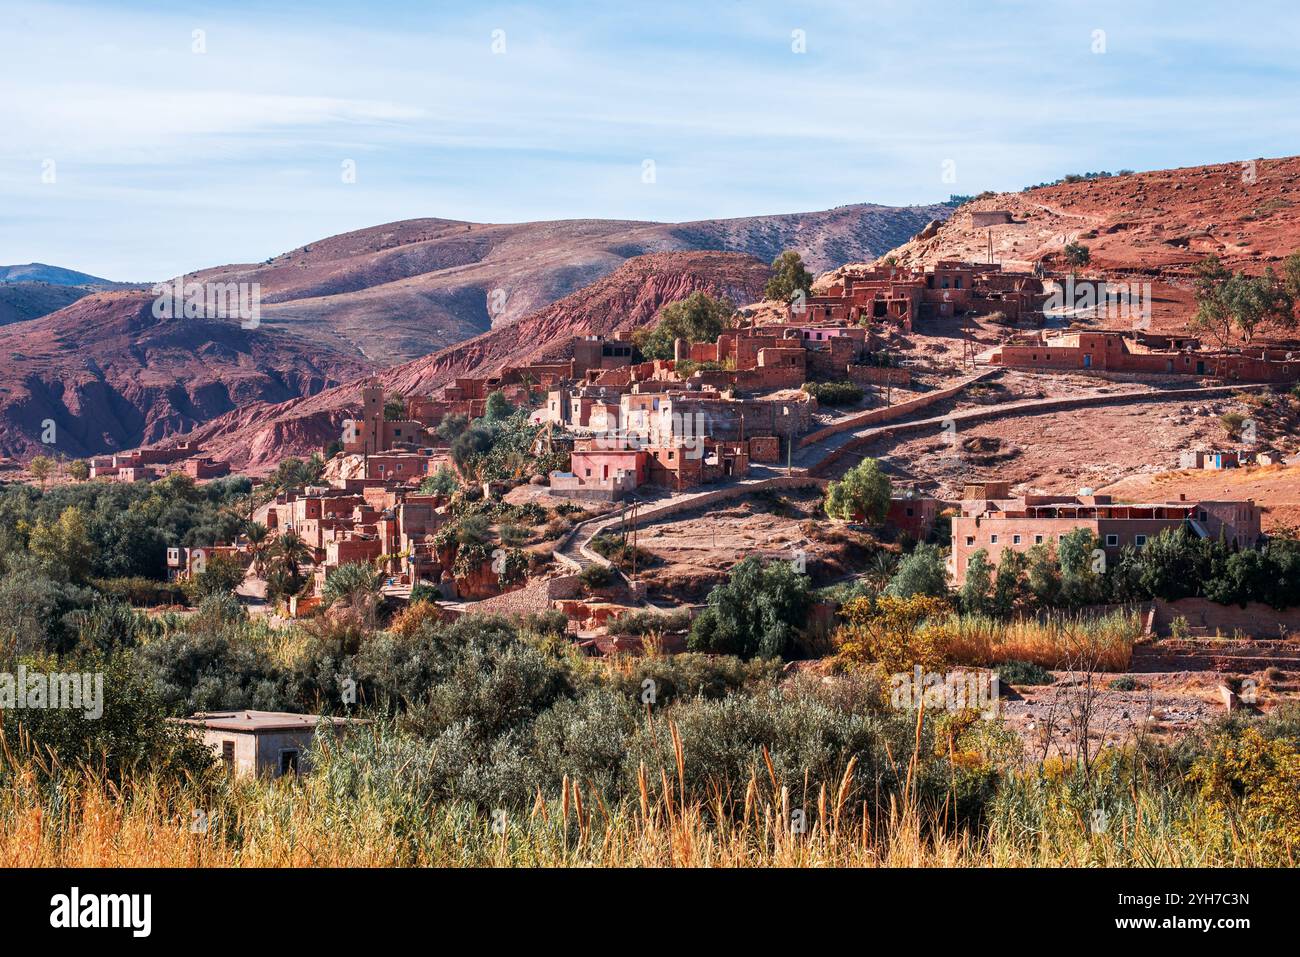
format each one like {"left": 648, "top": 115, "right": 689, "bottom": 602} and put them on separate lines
{"left": 990, "top": 549, "right": 1029, "bottom": 618}
{"left": 66, "top": 460, "right": 90, "bottom": 482}
{"left": 384, "top": 394, "right": 407, "bottom": 421}
{"left": 885, "top": 543, "right": 949, "bottom": 599}
{"left": 3, "top": 651, "right": 213, "bottom": 784}
{"left": 29, "top": 455, "right": 54, "bottom": 490}
{"left": 484, "top": 390, "right": 514, "bottom": 421}
{"left": 824, "top": 458, "right": 892, "bottom": 523}
{"left": 1025, "top": 543, "right": 1061, "bottom": 608}
{"left": 633, "top": 291, "right": 733, "bottom": 361}
{"left": 959, "top": 549, "right": 993, "bottom": 615}
{"left": 765, "top": 250, "right": 813, "bottom": 302}
{"left": 28, "top": 505, "right": 94, "bottom": 584}
{"left": 1192, "top": 256, "right": 1295, "bottom": 345}
{"left": 1058, "top": 527, "right": 1104, "bottom": 608}
{"left": 1191, "top": 255, "right": 1236, "bottom": 346}
{"left": 1137, "top": 527, "right": 1206, "bottom": 601}
{"left": 688, "top": 556, "right": 812, "bottom": 659}
{"left": 437, "top": 413, "right": 470, "bottom": 443}
{"left": 323, "top": 561, "right": 386, "bottom": 627}
{"left": 244, "top": 521, "right": 271, "bottom": 576}
{"left": 270, "top": 529, "right": 313, "bottom": 594}
{"left": 1064, "top": 242, "right": 1091, "bottom": 273}
{"left": 185, "top": 551, "right": 247, "bottom": 601}
{"left": 420, "top": 466, "right": 460, "bottom": 495}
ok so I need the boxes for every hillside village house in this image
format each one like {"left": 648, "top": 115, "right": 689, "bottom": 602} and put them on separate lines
{"left": 990, "top": 330, "right": 1300, "bottom": 382}
{"left": 797, "top": 261, "right": 1048, "bottom": 329}
{"left": 949, "top": 483, "right": 1263, "bottom": 584}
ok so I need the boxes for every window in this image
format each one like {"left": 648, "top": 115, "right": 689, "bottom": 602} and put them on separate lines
{"left": 965, "top": 536, "right": 975, "bottom": 546}
{"left": 1199, "top": 510, "right": 1208, "bottom": 522}
{"left": 221, "top": 740, "right": 234, "bottom": 768}
{"left": 279, "top": 750, "right": 300, "bottom": 776}
{"left": 989, "top": 534, "right": 999, "bottom": 544}
{"left": 1105, "top": 534, "right": 1119, "bottom": 546}
{"left": 1034, "top": 535, "right": 1043, "bottom": 544}
{"left": 905, "top": 507, "right": 914, "bottom": 517}
{"left": 584, "top": 469, "right": 591, "bottom": 477}
{"left": 1012, "top": 534, "right": 1021, "bottom": 545}
{"left": 1135, "top": 535, "right": 1148, "bottom": 547}
{"left": 668, "top": 451, "right": 674, "bottom": 460}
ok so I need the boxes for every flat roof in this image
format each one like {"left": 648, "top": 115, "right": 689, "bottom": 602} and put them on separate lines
{"left": 173, "top": 710, "right": 364, "bottom": 733}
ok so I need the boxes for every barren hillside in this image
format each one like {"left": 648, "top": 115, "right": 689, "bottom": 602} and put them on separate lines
{"left": 185, "top": 203, "right": 948, "bottom": 365}
{"left": 0, "top": 291, "right": 368, "bottom": 459}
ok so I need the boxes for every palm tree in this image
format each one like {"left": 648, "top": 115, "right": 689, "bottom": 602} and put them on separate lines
{"left": 866, "top": 552, "right": 899, "bottom": 595}
{"left": 322, "top": 561, "right": 386, "bottom": 628}
{"left": 271, "top": 529, "right": 313, "bottom": 590}
{"left": 244, "top": 521, "right": 271, "bottom": 576}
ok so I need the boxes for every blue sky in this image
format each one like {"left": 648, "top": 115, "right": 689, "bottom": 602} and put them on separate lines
{"left": 2, "top": 0, "right": 1298, "bottom": 280}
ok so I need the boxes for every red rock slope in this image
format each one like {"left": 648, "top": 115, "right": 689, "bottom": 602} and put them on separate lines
{"left": 0, "top": 291, "right": 369, "bottom": 459}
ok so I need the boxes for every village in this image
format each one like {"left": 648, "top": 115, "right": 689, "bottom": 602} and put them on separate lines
{"left": 139, "top": 252, "right": 1300, "bottom": 687}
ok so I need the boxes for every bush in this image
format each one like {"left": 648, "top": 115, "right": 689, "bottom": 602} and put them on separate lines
{"left": 995, "top": 660, "right": 1055, "bottom": 686}
{"left": 609, "top": 608, "right": 691, "bottom": 637}
{"left": 579, "top": 564, "right": 614, "bottom": 590}
{"left": 688, "top": 557, "right": 812, "bottom": 660}
{"left": 834, "top": 594, "right": 950, "bottom": 676}
{"left": 886, "top": 543, "right": 949, "bottom": 599}
{"left": 802, "top": 381, "right": 865, "bottom": 405}
{"left": 1108, "top": 675, "right": 1141, "bottom": 691}
{"left": 5, "top": 652, "right": 215, "bottom": 783}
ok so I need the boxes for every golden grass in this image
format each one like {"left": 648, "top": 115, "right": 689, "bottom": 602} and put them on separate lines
{"left": 930, "top": 611, "right": 1141, "bottom": 672}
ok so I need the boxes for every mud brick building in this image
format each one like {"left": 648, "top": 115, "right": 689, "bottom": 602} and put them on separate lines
{"left": 990, "top": 330, "right": 1300, "bottom": 382}
{"left": 802, "top": 260, "right": 1048, "bottom": 329}
{"left": 950, "top": 489, "right": 1263, "bottom": 584}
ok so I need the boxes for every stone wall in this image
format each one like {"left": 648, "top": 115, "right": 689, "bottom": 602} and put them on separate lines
{"left": 1153, "top": 597, "right": 1300, "bottom": 639}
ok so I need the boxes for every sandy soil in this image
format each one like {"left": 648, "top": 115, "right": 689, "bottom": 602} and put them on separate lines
{"left": 1101, "top": 462, "right": 1300, "bottom": 531}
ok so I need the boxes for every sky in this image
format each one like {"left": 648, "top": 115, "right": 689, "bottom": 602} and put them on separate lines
{"left": 1, "top": 0, "right": 1299, "bottom": 281}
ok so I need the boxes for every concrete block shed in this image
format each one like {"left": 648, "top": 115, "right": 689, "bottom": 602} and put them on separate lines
{"left": 172, "top": 711, "right": 366, "bottom": 778}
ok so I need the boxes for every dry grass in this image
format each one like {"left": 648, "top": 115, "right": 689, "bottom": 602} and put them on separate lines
{"left": 930, "top": 611, "right": 1141, "bottom": 672}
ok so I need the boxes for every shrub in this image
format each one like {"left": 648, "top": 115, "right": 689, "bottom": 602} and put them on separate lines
{"left": 802, "top": 380, "right": 864, "bottom": 405}
{"left": 688, "top": 557, "right": 812, "bottom": 660}
{"left": 1108, "top": 675, "right": 1141, "bottom": 691}
{"left": 885, "top": 543, "right": 949, "bottom": 598}
{"left": 579, "top": 564, "right": 614, "bottom": 590}
{"left": 995, "top": 660, "right": 1055, "bottom": 686}
{"left": 834, "top": 594, "right": 950, "bottom": 676}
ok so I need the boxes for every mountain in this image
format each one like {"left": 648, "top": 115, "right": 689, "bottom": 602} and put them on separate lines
{"left": 183, "top": 203, "right": 949, "bottom": 366}
{"left": 0, "top": 282, "right": 92, "bottom": 327}
{"left": 0, "top": 201, "right": 944, "bottom": 461}
{"left": 154, "top": 251, "right": 773, "bottom": 472}
{"left": 0, "top": 291, "right": 369, "bottom": 460}
{"left": 0, "top": 263, "right": 113, "bottom": 286}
